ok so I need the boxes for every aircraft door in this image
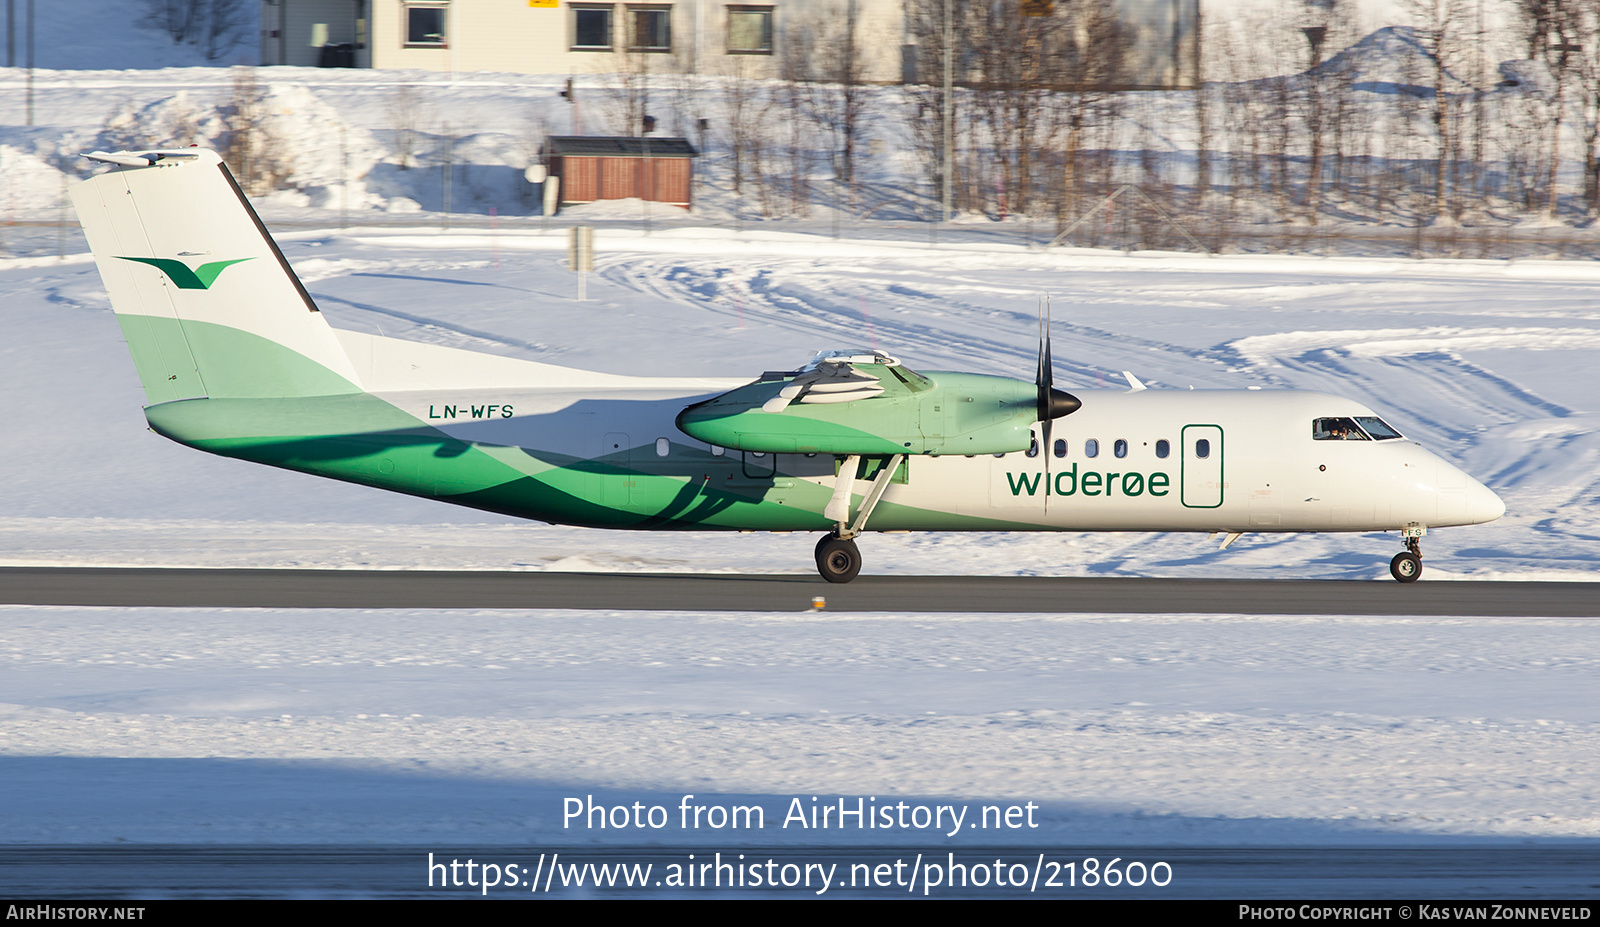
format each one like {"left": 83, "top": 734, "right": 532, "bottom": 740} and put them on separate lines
{"left": 1180, "top": 424, "right": 1224, "bottom": 508}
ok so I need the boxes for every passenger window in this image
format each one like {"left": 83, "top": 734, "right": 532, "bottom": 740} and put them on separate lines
{"left": 1085, "top": 438, "right": 1099, "bottom": 458}
{"left": 1155, "top": 439, "right": 1169, "bottom": 459}
{"left": 1053, "top": 438, "right": 1067, "bottom": 458}
{"left": 655, "top": 437, "right": 670, "bottom": 457}
{"left": 711, "top": 445, "right": 725, "bottom": 457}
{"left": 1195, "top": 438, "right": 1210, "bottom": 459}
{"left": 1025, "top": 434, "right": 1039, "bottom": 458}
{"left": 1313, "top": 417, "right": 1371, "bottom": 441}
{"left": 1113, "top": 439, "right": 1128, "bottom": 458}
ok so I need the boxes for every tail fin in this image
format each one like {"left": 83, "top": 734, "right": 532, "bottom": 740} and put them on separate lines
{"left": 71, "top": 149, "right": 361, "bottom": 403}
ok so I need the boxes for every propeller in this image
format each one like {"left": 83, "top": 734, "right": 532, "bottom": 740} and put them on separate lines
{"left": 1035, "top": 296, "right": 1082, "bottom": 509}
{"left": 1035, "top": 296, "right": 1081, "bottom": 475}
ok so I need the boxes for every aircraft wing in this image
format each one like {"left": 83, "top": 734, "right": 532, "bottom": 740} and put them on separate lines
{"left": 676, "top": 349, "right": 1046, "bottom": 457}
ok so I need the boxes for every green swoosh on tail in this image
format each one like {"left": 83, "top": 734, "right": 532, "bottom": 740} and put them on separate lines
{"left": 115, "top": 256, "right": 253, "bottom": 289}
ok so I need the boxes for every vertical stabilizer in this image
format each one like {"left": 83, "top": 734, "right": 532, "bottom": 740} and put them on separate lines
{"left": 71, "top": 150, "right": 362, "bottom": 402}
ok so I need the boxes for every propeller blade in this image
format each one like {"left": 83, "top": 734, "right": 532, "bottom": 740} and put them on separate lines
{"left": 1034, "top": 296, "right": 1081, "bottom": 423}
{"left": 1036, "top": 297, "right": 1050, "bottom": 423}
{"left": 1039, "top": 296, "right": 1052, "bottom": 506}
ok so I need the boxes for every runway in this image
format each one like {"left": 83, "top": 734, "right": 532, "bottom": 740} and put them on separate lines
{"left": 1, "top": 567, "right": 1595, "bottom": 615}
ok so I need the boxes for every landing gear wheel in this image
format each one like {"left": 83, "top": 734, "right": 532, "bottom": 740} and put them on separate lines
{"left": 815, "top": 535, "right": 862, "bottom": 584}
{"left": 1390, "top": 551, "right": 1422, "bottom": 583}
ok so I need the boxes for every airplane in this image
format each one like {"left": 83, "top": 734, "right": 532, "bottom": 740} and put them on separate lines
{"left": 69, "top": 149, "right": 1505, "bottom": 584}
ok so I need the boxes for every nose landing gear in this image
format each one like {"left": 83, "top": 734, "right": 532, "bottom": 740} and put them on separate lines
{"left": 1390, "top": 526, "right": 1425, "bottom": 583}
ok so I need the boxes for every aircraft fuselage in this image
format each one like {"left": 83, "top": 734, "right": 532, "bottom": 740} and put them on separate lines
{"left": 146, "top": 379, "right": 1504, "bottom": 536}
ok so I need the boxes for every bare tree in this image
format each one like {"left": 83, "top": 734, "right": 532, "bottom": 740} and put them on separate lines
{"left": 219, "top": 67, "right": 288, "bottom": 195}
{"left": 387, "top": 85, "right": 430, "bottom": 170}
{"left": 716, "top": 53, "right": 773, "bottom": 208}
{"left": 142, "top": 0, "right": 252, "bottom": 61}
{"left": 803, "top": 0, "right": 873, "bottom": 204}
{"left": 1401, "top": 0, "right": 1474, "bottom": 222}
{"left": 1518, "top": 0, "right": 1600, "bottom": 218}
{"left": 200, "top": 0, "right": 252, "bottom": 61}
{"left": 597, "top": 50, "right": 654, "bottom": 136}
{"left": 143, "top": 0, "right": 201, "bottom": 44}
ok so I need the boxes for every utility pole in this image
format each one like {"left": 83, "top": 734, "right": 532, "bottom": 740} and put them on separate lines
{"left": 25, "top": 0, "right": 33, "bottom": 126}
{"left": 442, "top": 124, "right": 453, "bottom": 230}
{"left": 642, "top": 114, "right": 654, "bottom": 234}
{"left": 339, "top": 125, "right": 348, "bottom": 230}
{"left": 942, "top": 0, "right": 953, "bottom": 223}
{"left": 1302, "top": 25, "right": 1326, "bottom": 227}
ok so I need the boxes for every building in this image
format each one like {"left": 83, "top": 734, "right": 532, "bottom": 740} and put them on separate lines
{"left": 546, "top": 136, "right": 699, "bottom": 208}
{"left": 260, "top": 0, "right": 903, "bottom": 82}
{"left": 259, "top": 0, "right": 1201, "bottom": 88}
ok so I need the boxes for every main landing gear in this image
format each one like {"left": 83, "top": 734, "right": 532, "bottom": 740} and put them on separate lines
{"left": 1389, "top": 526, "right": 1425, "bottom": 583}
{"left": 815, "top": 534, "right": 862, "bottom": 584}
{"left": 814, "top": 452, "right": 904, "bottom": 584}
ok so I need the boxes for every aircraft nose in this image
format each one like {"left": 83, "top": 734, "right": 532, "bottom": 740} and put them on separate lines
{"left": 1466, "top": 479, "right": 1506, "bottom": 524}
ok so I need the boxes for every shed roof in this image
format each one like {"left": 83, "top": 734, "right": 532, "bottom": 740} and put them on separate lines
{"left": 547, "top": 136, "right": 699, "bottom": 159}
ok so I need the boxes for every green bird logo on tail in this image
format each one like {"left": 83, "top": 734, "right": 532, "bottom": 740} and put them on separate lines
{"left": 116, "top": 256, "right": 253, "bottom": 289}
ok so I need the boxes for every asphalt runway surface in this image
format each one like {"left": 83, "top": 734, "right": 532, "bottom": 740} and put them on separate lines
{"left": 1, "top": 567, "right": 1595, "bottom": 615}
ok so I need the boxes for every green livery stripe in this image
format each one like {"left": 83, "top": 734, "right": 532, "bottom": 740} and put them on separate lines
{"left": 126, "top": 321, "right": 1049, "bottom": 532}
{"left": 115, "top": 256, "right": 253, "bottom": 290}
{"left": 115, "top": 315, "right": 359, "bottom": 402}
{"left": 144, "top": 395, "right": 1049, "bottom": 532}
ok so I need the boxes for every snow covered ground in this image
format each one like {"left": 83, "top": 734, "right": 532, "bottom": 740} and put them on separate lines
{"left": 2, "top": 606, "right": 1595, "bottom": 850}
{"left": 3, "top": 227, "right": 1597, "bottom": 581}
{"left": 3, "top": 27, "right": 1599, "bottom": 893}
{"left": 1, "top": 225, "right": 1597, "bottom": 897}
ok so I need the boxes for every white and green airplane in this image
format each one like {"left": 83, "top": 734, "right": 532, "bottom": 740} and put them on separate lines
{"left": 71, "top": 149, "right": 1505, "bottom": 583}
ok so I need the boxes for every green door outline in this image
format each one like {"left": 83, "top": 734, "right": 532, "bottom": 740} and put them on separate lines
{"left": 1180, "top": 424, "right": 1224, "bottom": 509}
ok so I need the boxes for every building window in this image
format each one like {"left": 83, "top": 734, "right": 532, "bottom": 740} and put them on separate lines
{"left": 404, "top": 3, "right": 448, "bottom": 47}
{"left": 572, "top": 4, "right": 615, "bottom": 50}
{"left": 628, "top": 5, "right": 671, "bottom": 52}
{"left": 726, "top": 6, "right": 772, "bottom": 54}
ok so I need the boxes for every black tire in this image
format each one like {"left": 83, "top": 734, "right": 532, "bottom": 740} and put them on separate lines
{"left": 1390, "top": 551, "right": 1422, "bottom": 583}
{"left": 815, "top": 536, "right": 862, "bottom": 584}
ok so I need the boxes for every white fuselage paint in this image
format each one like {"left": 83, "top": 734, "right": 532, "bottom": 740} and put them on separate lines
{"left": 382, "top": 374, "right": 1505, "bottom": 534}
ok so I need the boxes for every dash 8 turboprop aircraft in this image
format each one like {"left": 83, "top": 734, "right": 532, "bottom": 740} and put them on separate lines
{"left": 71, "top": 149, "right": 1504, "bottom": 583}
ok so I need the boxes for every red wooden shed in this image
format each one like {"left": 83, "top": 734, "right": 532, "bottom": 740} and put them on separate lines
{"left": 546, "top": 136, "right": 700, "bottom": 209}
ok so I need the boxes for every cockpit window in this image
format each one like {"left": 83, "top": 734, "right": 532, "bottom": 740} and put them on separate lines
{"left": 1353, "top": 416, "right": 1404, "bottom": 440}
{"left": 1313, "top": 417, "right": 1371, "bottom": 441}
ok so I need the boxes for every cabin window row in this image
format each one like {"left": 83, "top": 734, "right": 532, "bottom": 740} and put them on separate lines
{"left": 1019, "top": 437, "right": 1175, "bottom": 460}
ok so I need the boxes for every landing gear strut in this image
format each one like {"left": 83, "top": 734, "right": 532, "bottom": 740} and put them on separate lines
{"left": 813, "top": 452, "right": 904, "bottom": 583}
{"left": 1390, "top": 527, "right": 1424, "bottom": 583}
